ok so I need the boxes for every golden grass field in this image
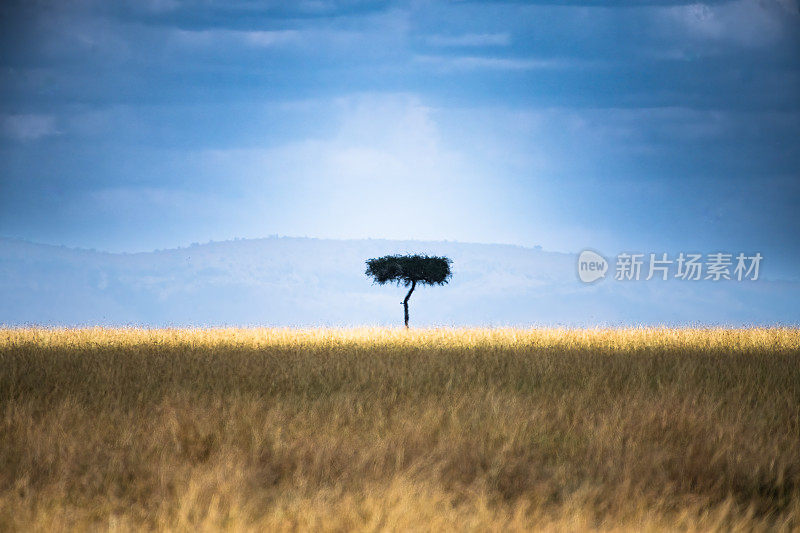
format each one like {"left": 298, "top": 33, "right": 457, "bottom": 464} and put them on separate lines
{"left": 1, "top": 327, "right": 799, "bottom": 531}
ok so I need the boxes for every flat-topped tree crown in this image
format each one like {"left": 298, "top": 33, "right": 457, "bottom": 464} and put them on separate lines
{"left": 365, "top": 254, "right": 452, "bottom": 327}
{"left": 365, "top": 254, "right": 452, "bottom": 286}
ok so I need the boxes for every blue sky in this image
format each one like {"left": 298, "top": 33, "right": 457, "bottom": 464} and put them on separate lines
{"left": 1, "top": 0, "right": 798, "bottom": 277}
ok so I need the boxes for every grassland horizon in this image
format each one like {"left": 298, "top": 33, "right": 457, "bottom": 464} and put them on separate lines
{"left": 1, "top": 327, "right": 798, "bottom": 531}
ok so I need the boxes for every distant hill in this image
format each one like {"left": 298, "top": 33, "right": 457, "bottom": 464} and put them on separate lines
{"left": 1, "top": 237, "right": 797, "bottom": 327}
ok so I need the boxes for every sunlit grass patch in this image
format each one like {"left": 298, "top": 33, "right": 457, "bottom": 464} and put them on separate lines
{"left": 1, "top": 327, "right": 798, "bottom": 531}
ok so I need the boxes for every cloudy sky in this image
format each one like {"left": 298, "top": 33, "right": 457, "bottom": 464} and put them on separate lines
{"left": 1, "top": 0, "right": 798, "bottom": 276}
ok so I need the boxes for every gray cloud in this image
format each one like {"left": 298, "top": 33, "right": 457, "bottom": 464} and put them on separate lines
{"left": 1, "top": 114, "right": 59, "bottom": 140}
{"left": 424, "top": 32, "right": 510, "bottom": 47}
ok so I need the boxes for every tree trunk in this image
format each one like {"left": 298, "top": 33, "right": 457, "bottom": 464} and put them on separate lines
{"left": 402, "top": 279, "right": 416, "bottom": 328}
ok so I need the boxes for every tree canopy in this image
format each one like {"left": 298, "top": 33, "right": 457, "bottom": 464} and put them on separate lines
{"left": 365, "top": 254, "right": 452, "bottom": 286}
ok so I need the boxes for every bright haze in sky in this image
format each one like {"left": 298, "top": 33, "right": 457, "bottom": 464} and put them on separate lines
{"left": 0, "top": 0, "right": 798, "bottom": 277}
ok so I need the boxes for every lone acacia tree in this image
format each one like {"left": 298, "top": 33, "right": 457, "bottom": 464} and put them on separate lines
{"left": 365, "top": 254, "right": 452, "bottom": 327}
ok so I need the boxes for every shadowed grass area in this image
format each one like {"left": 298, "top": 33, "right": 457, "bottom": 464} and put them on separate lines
{"left": 1, "top": 328, "right": 798, "bottom": 531}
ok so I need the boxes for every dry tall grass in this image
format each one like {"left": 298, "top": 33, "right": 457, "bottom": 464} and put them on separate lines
{"left": 1, "top": 327, "right": 798, "bottom": 531}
